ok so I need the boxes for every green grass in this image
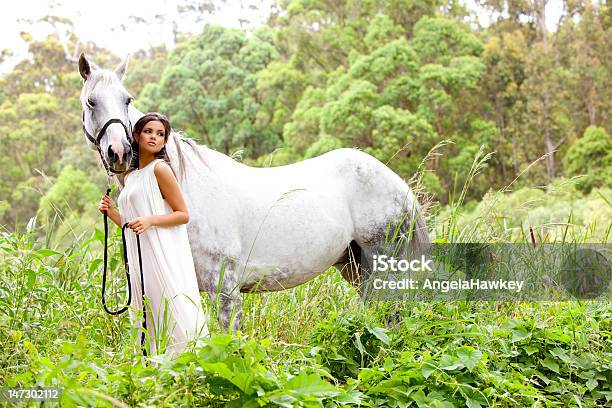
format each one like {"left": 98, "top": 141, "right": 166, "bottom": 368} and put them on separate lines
{"left": 1, "top": 221, "right": 611, "bottom": 406}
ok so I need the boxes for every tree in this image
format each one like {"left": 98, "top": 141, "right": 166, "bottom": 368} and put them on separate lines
{"left": 281, "top": 17, "right": 486, "bottom": 195}
{"left": 563, "top": 126, "right": 612, "bottom": 193}
{"left": 0, "top": 19, "right": 114, "bottom": 231}
{"left": 257, "top": 56, "right": 309, "bottom": 137}
{"left": 37, "top": 165, "right": 101, "bottom": 247}
{"left": 139, "top": 25, "right": 282, "bottom": 157}
{"left": 270, "top": 0, "right": 413, "bottom": 74}
{"left": 0, "top": 91, "right": 80, "bottom": 230}
{"left": 557, "top": 1, "right": 611, "bottom": 132}
{"left": 122, "top": 45, "right": 171, "bottom": 100}
{"left": 475, "top": 0, "right": 607, "bottom": 182}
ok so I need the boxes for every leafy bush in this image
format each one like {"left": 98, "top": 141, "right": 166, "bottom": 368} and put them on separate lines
{"left": 564, "top": 126, "right": 612, "bottom": 193}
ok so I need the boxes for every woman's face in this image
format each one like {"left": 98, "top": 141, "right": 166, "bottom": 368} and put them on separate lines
{"left": 136, "top": 120, "right": 167, "bottom": 154}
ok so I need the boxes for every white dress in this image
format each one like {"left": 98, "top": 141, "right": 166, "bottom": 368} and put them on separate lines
{"left": 117, "top": 158, "right": 208, "bottom": 358}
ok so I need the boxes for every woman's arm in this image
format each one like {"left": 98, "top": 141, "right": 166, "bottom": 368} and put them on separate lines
{"left": 150, "top": 161, "right": 189, "bottom": 227}
{"left": 125, "top": 162, "right": 189, "bottom": 235}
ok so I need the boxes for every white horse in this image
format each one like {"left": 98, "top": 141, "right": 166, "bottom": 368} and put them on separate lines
{"left": 78, "top": 53, "right": 429, "bottom": 331}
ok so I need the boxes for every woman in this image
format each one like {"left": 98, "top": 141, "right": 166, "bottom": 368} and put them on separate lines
{"left": 98, "top": 112, "right": 208, "bottom": 358}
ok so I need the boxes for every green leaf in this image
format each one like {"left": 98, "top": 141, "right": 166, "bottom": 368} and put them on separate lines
{"left": 410, "top": 390, "right": 428, "bottom": 407}
{"left": 598, "top": 391, "right": 612, "bottom": 402}
{"left": 511, "top": 327, "right": 531, "bottom": 342}
{"left": 383, "top": 356, "right": 394, "bottom": 371}
{"left": 545, "top": 329, "right": 572, "bottom": 344}
{"left": 284, "top": 372, "right": 339, "bottom": 397}
{"left": 367, "top": 324, "right": 391, "bottom": 345}
{"left": 93, "top": 228, "right": 105, "bottom": 244}
{"left": 39, "top": 356, "right": 55, "bottom": 369}
{"left": 354, "top": 332, "right": 367, "bottom": 357}
{"left": 456, "top": 346, "right": 483, "bottom": 371}
{"left": 88, "top": 258, "right": 102, "bottom": 274}
{"left": 466, "top": 397, "right": 483, "bottom": 408}
{"left": 534, "top": 371, "right": 551, "bottom": 385}
{"left": 586, "top": 379, "right": 598, "bottom": 391}
{"left": 332, "top": 390, "right": 365, "bottom": 404}
{"left": 440, "top": 355, "right": 463, "bottom": 371}
{"left": 35, "top": 249, "right": 61, "bottom": 257}
{"left": 522, "top": 346, "right": 539, "bottom": 355}
{"left": 421, "top": 363, "right": 436, "bottom": 379}
{"left": 541, "top": 357, "right": 560, "bottom": 374}
{"left": 549, "top": 348, "right": 571, "bottom": 364}
{"left": 27, "top": 268, "right": 36, "bottom": 288}
{"left": 199, "top": 362, "right": 234, "bottom": 380}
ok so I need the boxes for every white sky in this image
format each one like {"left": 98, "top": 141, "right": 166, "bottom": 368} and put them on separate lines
{"left": 0, "top": 0, "right": 564, "bottom": 75}
{"left": 0, "top": 0, "right": 274, "bottom": 74}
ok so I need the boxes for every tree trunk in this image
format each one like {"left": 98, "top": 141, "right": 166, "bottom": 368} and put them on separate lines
{"left": 533, "top": 0, "right": 556, "bottom": 179}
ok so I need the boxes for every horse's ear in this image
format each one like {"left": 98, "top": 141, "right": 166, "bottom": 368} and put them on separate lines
{"left": 78, "top": 53, "right": 91, "bottom": 81}
{"left": 114, "top": 54, "right": 130, "bottom": 81}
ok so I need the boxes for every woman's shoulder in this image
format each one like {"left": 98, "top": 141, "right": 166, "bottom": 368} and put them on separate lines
{"left": 152, "top": 159, "right": 173, "bottom": 175}
{"left": 153, "top": 157, "right": 168, "bottom": 167}
{"left": 152, "top": 159, "right": 173, "bottom": 200}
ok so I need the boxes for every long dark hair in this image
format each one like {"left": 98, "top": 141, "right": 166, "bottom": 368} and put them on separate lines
{"left": 126, "top": 112, "right": 175, "bottom": 177}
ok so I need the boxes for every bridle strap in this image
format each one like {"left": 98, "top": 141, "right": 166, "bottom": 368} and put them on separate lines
{"left": 82, "top": 110, "right": 133, "bottom": 175}
{"left": 83, "top": 116, "right": 129, "bottom": 144}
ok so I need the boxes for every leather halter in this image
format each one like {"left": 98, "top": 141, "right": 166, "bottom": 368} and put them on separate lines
{"left": 82, "top": 110, "right": 133, "bottom": 175}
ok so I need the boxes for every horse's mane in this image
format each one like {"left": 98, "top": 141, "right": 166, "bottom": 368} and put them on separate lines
{"left": 172, "top": 130, "right": 210, "bottom": 183}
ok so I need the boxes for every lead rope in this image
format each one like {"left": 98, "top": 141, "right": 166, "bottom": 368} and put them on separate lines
{"left": 85, "top": 111, "right": 149, "bottom": 360}
{"left": 101, "top": 185, "right": 149, "bottom": 360}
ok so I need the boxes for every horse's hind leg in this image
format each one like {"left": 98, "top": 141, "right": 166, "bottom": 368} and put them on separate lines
{"left": 334, "top": 240, "right": 362, "bottom": 289}
{"left": 336, "top": 237, "right": 411, "bottom": 327}
{"left": 352, "top": 211, "right": 429, "bottom": 320}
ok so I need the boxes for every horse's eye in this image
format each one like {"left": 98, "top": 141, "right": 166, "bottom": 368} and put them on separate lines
{"left": 126, "top": 97, "right": 133, "bottom": 105}
{"left": 87, "top": 98, "right": 96, "bottom": 107}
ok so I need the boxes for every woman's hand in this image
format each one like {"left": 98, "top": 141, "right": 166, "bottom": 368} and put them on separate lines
{"left": 98, "top": 194, "right": 122, "bottom": 227}
{"left": 127, "top": 216, "right": 154, "bottom": 235}
{"left": 98, "top": 194, "right": 116, "bottom": 216}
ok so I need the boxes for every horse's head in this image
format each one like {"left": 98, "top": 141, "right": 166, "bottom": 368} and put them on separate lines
{"left": 78, "top": 53, "right": 134, "bottom": 174}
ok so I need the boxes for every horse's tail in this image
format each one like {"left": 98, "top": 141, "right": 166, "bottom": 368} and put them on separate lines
{"left": 398, "top": 201, "right": 431, "bottom": 259}
{"left": 411, "top": 204, "right": 429, "bottom": 246}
